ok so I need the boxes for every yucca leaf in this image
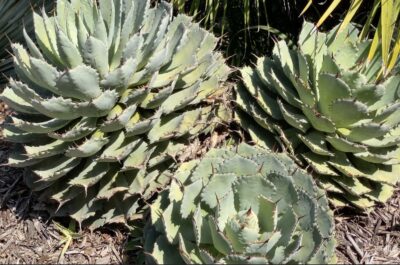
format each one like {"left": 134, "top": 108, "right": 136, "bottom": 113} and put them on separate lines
{"left": 338, "top": 0, "right": 363, "bottom": 33}
{"left": 315, "top": 0, "right": 342, "bottom": 28}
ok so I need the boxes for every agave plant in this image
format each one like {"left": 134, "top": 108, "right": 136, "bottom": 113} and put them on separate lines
{"left": 236, "top": 21, "right": 400, "bottom": 208}
{"left": 145, "top": 143, "right": 336, "bottom": 264}
{"left": 1, "top": 0, "right": 230, "bottom": 228}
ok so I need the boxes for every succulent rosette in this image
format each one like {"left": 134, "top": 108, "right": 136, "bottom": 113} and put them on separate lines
{"left": 0, "top": 0, "right": 230, "bottom": 228}
{"left": 236, "top": 22, "right": 400, "bottom": 208}
{"left": 145, "top": 143, "right": 336, "bottom": 264}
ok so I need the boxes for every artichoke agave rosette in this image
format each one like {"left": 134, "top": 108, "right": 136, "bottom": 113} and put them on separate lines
{"left": 145, "top": 143, "right": 336, "bottom": 264}
{"left": 1, "top": 0, "right": 230, "bottom": 228}
{"left": 236, "top": 22, "right": 400, "bottom": 208}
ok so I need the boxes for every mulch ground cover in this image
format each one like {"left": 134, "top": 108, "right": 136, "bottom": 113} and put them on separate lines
{"left": 335, "top": 187, "right": 400, "bottom": 264}
{"left": 0, "top": 140, "right": 128, "bottom": 264}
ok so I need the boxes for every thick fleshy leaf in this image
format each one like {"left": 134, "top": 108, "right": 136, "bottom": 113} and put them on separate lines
{"left": 56, "top": 27, "right": 83, "bottom": 68}
{"left": 48, "top": 117, "right": 97, "bottom": 141}
{"left": 99, "top": 104, "right": 137, "bottom": 132}
{"left": 31, "top": 156, "right": 81, "bottom": 188}
{"left": 328, "top": 99, "right": 370, "bottom": 127}
{"left": 298, "top": 131, "right": 333, "bottom": 156}
{"left": 82, "top": 36, "right": 109, "bottom": 78}
{"left": 301, "top": 104, "right": 336, "bottom": 133}
{"left": 56, "top": 65, "right": 101, "bottom": 100}
{"left": 277, "top": 99, "right": 309, "bottom": 133}
{"left": 148, "top": 108, "right": 206, "bottom": 143}
{"left": 24, "top": 140, "right": 69, "bottom": 159}
{"left": 98, "top": 131, "right": 140, "bottom": 162}
{"left": 65, "top": 132, "right": 109, "bottom": 158}
{"left": 69, "top": 160, "right": 109, "bottom": 190}
{"left": 0, "top": 87, "right": 38, "bottom": 114}
{"left": 11, "top": 116, "right": 70, "bottom": 133}
{"left": 317, "top": 73, "right": 351, "bottom": 116}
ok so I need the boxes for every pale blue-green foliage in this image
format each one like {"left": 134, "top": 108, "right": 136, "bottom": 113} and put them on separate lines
{"left": 145, "top": 143, "right": 336, "bottom": 264}
{"left": 236, "top": 21, "right": 400, "bottom": 208}
{"left": 1, "top": 0, "right": 230, "bottom": 229}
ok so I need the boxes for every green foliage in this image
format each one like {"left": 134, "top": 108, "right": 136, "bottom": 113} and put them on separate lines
{"left": 171, "top": 0, "right": 268, "bottom": 35}
{"left": 0, "top": 0, "right": 54, "bottom": 86}
{"left": 301, "top": 0, "right": 400, "bottom": 76}
{"left": 145, "top": 143, "right": 336, "bottom": 264}
{"left": 169, "top": 0, "right": 304, "bottom": 66}
{"left": 236, "top": 21, "right": 400, "bottom": 208}
{"left": 1, "top": 0, "right": 230, "bottom": 229}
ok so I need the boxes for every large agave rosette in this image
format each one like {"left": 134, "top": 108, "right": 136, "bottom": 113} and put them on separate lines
{"left": 0, "top": 0, "right": 230, "bottom": 228}
{"left": 236, "top": 22, "right": 400, "bottom": 208}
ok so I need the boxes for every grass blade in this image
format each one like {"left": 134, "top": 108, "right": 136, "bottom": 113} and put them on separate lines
{"left": 368, "top": 20, "right": 381, "bottom": 63}
{"left": 387, "top": 34, "right": 400, "bottom": 73}
{"left": 338, "top": 0, "right": 363, "bottom": 33}
{"left": 316, "top": 0, "right": 343, "bottom": 28}
{"left": 359, "top": 0, "right": 380, "bottom": 40}
{"left": 300, "top": 0, "right": 313, "bottom": 16}
{"left": 380, "top": 0, "right": 395, "bottom": 73}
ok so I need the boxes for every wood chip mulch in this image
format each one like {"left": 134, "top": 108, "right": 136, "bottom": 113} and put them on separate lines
{"left": 0, "top": 209, "right": 126, "bottom": 264}
{"left": 0, "top": 139, "right": 128, "bottom": 264}
{"left": 335, "top": 187, "right": 400, "bottom": 264}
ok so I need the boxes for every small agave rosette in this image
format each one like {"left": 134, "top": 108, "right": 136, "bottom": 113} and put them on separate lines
{"left": 145, "top": 144, "right": 336, "bottom": 264}
{"left": 0, "top": 0, "right": 230, "bottom": 228}
{"left": 236, "top": 21, "right": 400, "bottom": 208}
